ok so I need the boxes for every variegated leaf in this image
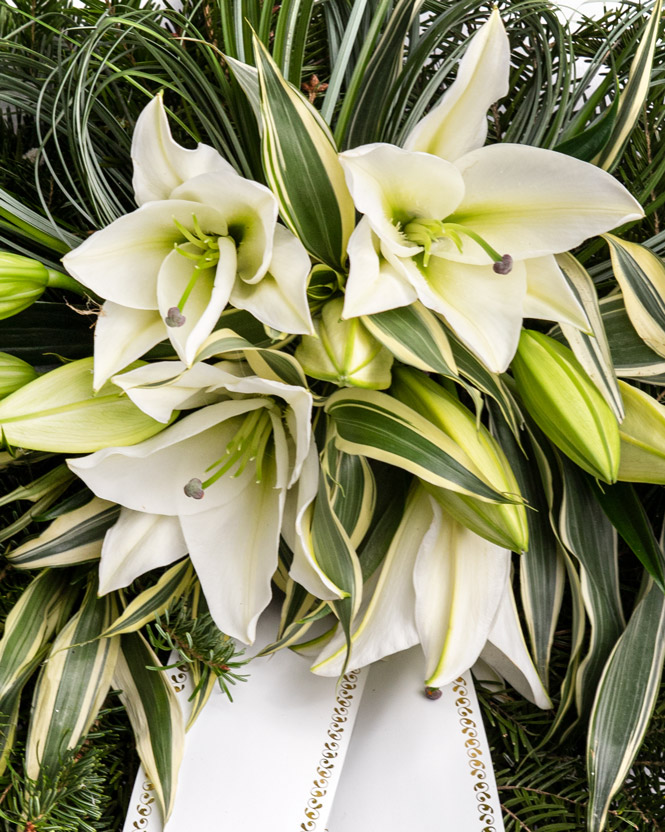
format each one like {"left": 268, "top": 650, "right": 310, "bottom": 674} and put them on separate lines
{"left": 600, "top": 293, "right": 665, "bottom": 383}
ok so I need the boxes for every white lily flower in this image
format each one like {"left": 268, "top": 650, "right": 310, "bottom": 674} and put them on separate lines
{"left": 62, "top": 96, "right": 313, "bottom": 390}
{"left": 310, "top": 487, "right": 550, "bottom": 707}
{"left": 340, "top": 12, "right": 643, "bottom": 372}
{"left": 68, "top": 370, "right": 317, "bottom": 644}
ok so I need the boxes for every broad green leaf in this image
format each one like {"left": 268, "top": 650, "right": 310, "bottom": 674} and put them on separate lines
{"left": 553, "top": 94, "right": 619, "bottom": 162}
{"left": 0, "top": 358, "right": 168, "bottom": 452}
{"left": 114, "top": 632, "right": 185, "bottom": 821}
{"left": 600, "top": 294, "right": 665, "bottom": 382}
{"left": 558, "top": 463, "right": 625, "bottom": 721}
{"left": 593, "top": 481, "right": 665, "bottom": 592}
{"left": 556, "top": 252, "right": 624, "bottom": 421}
{"left": 26, "top": 582, "right": 120, "bottom": 780}
{"left": 253, "top": 35, "right": 354, "bottom": 270}
{"left": 326, "top": 389, "right": 513, "bottom": 503}
{"left": 0, "top": 302, "right": 93, "bottom": 364}
{"left": 328, "top": 445, "right": 376, "bottom": 548}
{"left": 101, "top": 560, "right": 193, "bottom": 639}
{"left": 361, "top": 302, "right": 458, "bottom": 378}
{"left": 587, "top": 582, "right": 665, "bottom": 832}
{"left": 0, "top": 689, "right": 21, "bottom": 776}
{"left": 594, "top": 0, "right": 663, "bottom": 170}
{"left": 357, "top": 466, "right": 410, "bottom": 581}
{"left": 605, "top": 234, "right": 665, "bottom": 359}
{"left": 0, "top": 479, "right": 73, "bottom": 546}
{"left": 0, "top": 464, "right": 73, "bottom": 508}
{"left": 6, "top": 497, "right": 119, "bottom": 569}
{"left": 224, "top": 55, "right": 261, "bottom": 123}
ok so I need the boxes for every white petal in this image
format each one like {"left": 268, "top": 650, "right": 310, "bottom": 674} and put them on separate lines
{"left": 132, "top": 94, "right": 236, "bottom": 206}
{"left": 523, "top": 255, "right": 590, "bottom": 331}
{"left": 230, "top": 225, "right": 313, "bottom": 335}
{"left": 67, "top": 399, "right": 267, "bottom": 516}
{"left": 112, "top": 361, "right": 235, "bottom": 423}
{"left": 98, "top": 508, "right": 187, "bottom": 594}
{"left": 171, "top": 173, "right": 278, "bottom": 283}
{"left": 180, "top": 473, "right": 283, "bottom": 643}
{"left": 93, "top": 302, "right": 165, "bottom": 391}
{"left": 405, "top": 9, "right": 509, "bottom": 161}
{"left": 342, "top": 218, "right": 418, "bottom": 318}
{"left": 339, "top": 144, "right": 465, "bottom": 257}
{"left": 407, "top": 255, "right": 526, "bottom": 372}
{"left": 479, "top": 582, "right": 552, "bottom": 709}
{"left": 451, "top": 144, "right": 644, "bottom": 262}
{"left": 286, "top": 444, "right": 345, "bottom": 600}
{"left": 311, "top": 486, "right": 432, "bottom": 676}
{"left": 61, "top": 200, "right": 229, "bottom": 310}
{"left": 157, "top": 238, "right": 237, "bottom": 365}
{"left": 415, "top": 501, "right": 511, "bottom": 687}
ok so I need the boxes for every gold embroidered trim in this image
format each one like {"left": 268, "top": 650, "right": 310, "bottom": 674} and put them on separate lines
{"left": 300, "top": 670, "right": 360, "bottom": 831}
{"left": 453, "top": 676, "right": 498, "bottom": 832}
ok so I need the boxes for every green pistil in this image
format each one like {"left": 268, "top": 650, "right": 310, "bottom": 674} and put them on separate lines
{"left": 403, "top": 218, "right": 510, "bottom": 271}
{"left": 184, "top": 408, "right": 275, "bottom": 499}
{"left": 168, "top": 215, "right": 225, "bottom": 325}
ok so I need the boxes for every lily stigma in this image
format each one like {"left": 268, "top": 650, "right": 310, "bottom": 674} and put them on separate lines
{"left": 184, "top": 405, "right": 276, "bottom": 498}
{"left": 402, "top": 218, "right": 513, "bottom": 273}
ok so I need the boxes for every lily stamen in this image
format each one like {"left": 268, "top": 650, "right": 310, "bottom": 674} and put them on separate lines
{"left": 403, "top": 218, "right": 511, "bottom": 272}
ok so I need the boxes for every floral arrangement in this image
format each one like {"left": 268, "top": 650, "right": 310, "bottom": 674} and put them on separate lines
{"left": 0, "top": 0, "right": 663, "bottom": 829}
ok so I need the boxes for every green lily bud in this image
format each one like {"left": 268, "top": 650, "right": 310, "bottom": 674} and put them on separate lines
{"left": 391, "top": 366, "right": 528, "bottom": 552}
{"left": 0, "top": 252, "right": 49, "bottom": 319}
{"left": 0, "top": 357, "right": 171, "bottom": 453}
{"left": 617, "top": 380, "right": 665, "bottom": 483}
{"left": 0, "top": 352, "right": 38, "bottom": 398}
{"left": 512, "top": 330, "right": 620, "bottom": 483}
{"left": 295, "top": 298, "right": 393, "bottom": 389}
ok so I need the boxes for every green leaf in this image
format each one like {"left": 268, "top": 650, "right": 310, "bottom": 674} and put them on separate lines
{"left": 593, "top": 481, "right": 665, "bottom": 592}
{"left": 101, "top": 560, "right": 193, "bottom": 639}
{"left": 326, "top": 389, "right": 511, "bottom": 502}
{"left": 253, "top": 34, "right": 354, "bottom": 270}
{"left": 587, "top": 582, "right": 665, "bottom": 832}
{"left": 6, "top": 497, "right": 119, "bottom": 569}
{"left": 328, "top": 444, "right": 376, "bottom": 548}
{"left": 553, "top": 94, "right": 619, "bottom": 162}
{"left": 26, "top": 582, "right": 120, "bottom": 780}
{"left": 113, "top": 632, "right": 185, "bottom": 821}
{"left": 0, "top": 302, "right": 94, "bottom": 364}
{"left": 600, "top": 294, "right": 665, "bottom": 382}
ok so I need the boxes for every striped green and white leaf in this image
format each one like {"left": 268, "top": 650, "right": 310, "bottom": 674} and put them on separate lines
{"left": 558, "top": 462, "right": 625, "bottom": 722}
{"left": 587, "top": 581, "right": 665, "bottom": 832}
{"left": 253, "top": 35, "right": 354, "bottom": 271}
{"left": 101, "top": 560, "right": 193, "bottom": 639}
{"left": 114, "top": 632, "right": 185, "bottom": 821}
{"left": 327, "top": 442, "right": 376, "bottom": 548}
{"left": 0, "top": 478, "right": 74, "bottom": 546}
{"left": 361, "top": 302, "right": 458, "bottom": 379}
{"left": 0, "top": 688, "right": 21, "bottom": 776}
{"left": 325, "top": 389, "right": 512, "bottom": 502}
{"left": 6, "top": 497, "right": 119, "bottom": 569}
{"left": 600, "top": 293, "right": 665, "bottom": 383}
{"left": 26, "top": 582, "right": 120, "bottom": 780}
{"left": 593, "top": 0, "right": 663, "bottom": 170}
{"left": 0, "top": 464, "right": 74, "bottom": 508}
{"left": 556, "top": 252, "right": 624, "bottom": 421}
{"left": 605, "top": 234, "right": 665, "bottom": 359}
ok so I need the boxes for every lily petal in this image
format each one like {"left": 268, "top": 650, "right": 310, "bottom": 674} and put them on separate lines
{"left": 403, "top": 255, "right": 526, "bottom": 373}
{"left": 450, "top": 144, "right": 644, "bottom": 263}
{"left": 414, "top": 501, "right": 511, "bottom": 688}
{"left": 157, "top": 238, "right": 237, "bottom": 366}
{"left": 310, "top": 486, "right": 431, "bottom": 676}
{"left": 180, "top": 465, "right": 283, "bottom": 643}
{"left": 93, "top": 302, "right": 165, "bottom": 391}
{"left": 68, "top": 399, "right": 267, "bottom": 517}
{"left": 339, "top": 143, "right": 465, "bottom": 258}
{"left": 132, "top": 94, "right": 236, "bottom": 206}
{"left": 229, "top": 225, "right": 313, "bottom": 335}
{"left": 98, "top": 508, "right": 188, "bottom": 594}
{"left": 62, "top": 200, "right": 229, "bottom": 310}
{"left": 479, "top": 581, "right": 552, "bottom": 708}
{"left": 405, "top": 9, "right": 509, "bottom": 162}
{"left": 523, "top": 255, "right": 590, "bottom": 331}
{"left": 342, "top": 218, "right": 418, "bottom": 318}
{"left": 171, "top": 173, "right": 278, "bottom": 283}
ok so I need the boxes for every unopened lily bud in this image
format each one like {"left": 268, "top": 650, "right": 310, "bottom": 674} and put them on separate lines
{"left": 0, "top": 253, "right": 49, "bottom": 319}
{"left": 0, "top": 357, "right": 170, "bottom": 452}
{"left": 0, "top": 352, "right": 38, "bottom": 398}
{"left": 391, "top": 366, "right": 528, "bottom": 552}
{"left": 512, "top": 330, "right": 620, "bottom": 483}
{"left": 295, "top": 298, "right": 393, "bottom": 389}
{"left": 617, "top": 380, "right": 665, "bottom": 483}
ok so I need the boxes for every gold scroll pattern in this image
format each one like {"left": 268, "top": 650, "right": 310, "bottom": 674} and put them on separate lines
{"left": 130, "top": 665, "right": 189, "bottom": 830}
{"left": 453, "top": 676, "right": 498, "bottom": 832}
{"left": 300, "top": 670, "right": 361, "bottom": 831}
